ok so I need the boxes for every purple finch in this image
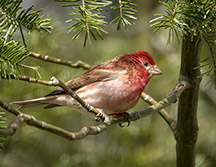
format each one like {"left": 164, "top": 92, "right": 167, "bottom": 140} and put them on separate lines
{"left": 12, "top": 51, "right": 162, "bottom": 118}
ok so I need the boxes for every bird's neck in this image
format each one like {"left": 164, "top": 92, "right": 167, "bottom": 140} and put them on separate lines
{"left": 129, "top": 67, "right": 151, "bottom": 91}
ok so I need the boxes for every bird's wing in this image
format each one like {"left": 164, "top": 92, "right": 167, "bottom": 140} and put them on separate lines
{"left": 45, "top": 64, "right": 128, "bottom": 96}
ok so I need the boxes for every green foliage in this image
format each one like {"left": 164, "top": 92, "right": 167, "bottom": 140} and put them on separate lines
{"left": 110, "top": 0, "right": 137, "bottom": 30}
{"left": 150, "top": 0, "right": 216, "bottom": 42}
{"left": 150, "top": 0, "right": 216, "bottom": 86}
{"left": 0, "top": 37, "right": 30, "bottom": 79}
{"left": 68, "top": 6, "right": 108, "bottom": 47}
{"left": 150, "top": 0, "right": 189, "bottom": 43}
{"left": 58, "top": 0, "right": 111, "bottom": 47}
{"left": 0, "top": 111, "right": 7, "bottom": 149}
{"left": 201, "top": 32, "right": 216, "bottom": 86}
{"left": 0, "top": 0, "right": 53, "bottom": 37}
{"left": 57, "top": 0, "right": 137, "bottom": 46}
{"left": 0, "top": 0, "right": 52, "bottom": 79}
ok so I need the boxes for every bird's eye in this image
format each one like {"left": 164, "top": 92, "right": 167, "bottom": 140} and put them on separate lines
{"left": 143, "top": 61, "right": 149, "bottom": 67}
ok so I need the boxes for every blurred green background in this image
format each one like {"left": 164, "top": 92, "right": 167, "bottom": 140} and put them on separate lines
{"left": 0, "top": 1, "right": 216, "bottom": 167}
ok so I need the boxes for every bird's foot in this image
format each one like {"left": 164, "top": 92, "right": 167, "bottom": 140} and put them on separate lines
{"left": 108, "top": 112, "right": 131, "bottom": 128}
{"left": 95, "top": 111, "right": 105, "bottom": 122}
{"left": 94, "top": 109, "right": 112, "bottom": 124}
{"left": 119, "top": 112, "right": 131, "bottom": 127}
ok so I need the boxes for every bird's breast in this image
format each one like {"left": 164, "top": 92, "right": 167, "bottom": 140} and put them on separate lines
{"left": 75, "top": 76, "right": 144, "bottom": 114}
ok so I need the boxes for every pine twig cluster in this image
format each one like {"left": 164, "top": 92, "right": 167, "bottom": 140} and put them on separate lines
{"left": 150, "top": 0, "right": 216, "bottom": 86}
{"left": 0, "top": 0, "right": 52, "bottom": 35}
{"left": 0, "top": 0, "right": 53, "bottom": 79}
{"left": 0, "top": 37, "right": 30, "bottom": 80}
{"left": 57, "top": 0, "right": 137, "bottom": 46}
{"left": 110, "top": 0, "right": 137, "bottom": 30}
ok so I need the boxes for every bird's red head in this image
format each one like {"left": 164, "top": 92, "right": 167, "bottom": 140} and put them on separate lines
{"left": 133, "top": 50, "right": 156, "bottom": 65}
{"left": 123, "top": 50, "right": 162, "bottom": 76}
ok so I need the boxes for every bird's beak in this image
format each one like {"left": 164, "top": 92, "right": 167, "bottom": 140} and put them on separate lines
{"left": 150, "top": 65, "right": 163, "bottom": 75}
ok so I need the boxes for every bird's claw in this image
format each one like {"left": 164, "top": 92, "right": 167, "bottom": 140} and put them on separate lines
{"left": 108, "top": 112, "right": 131, "bottom": 127}
{"left": 118, "top": 112, "right": 131, "bottom": 128}
{"left": 94, "top": 110, "right": 112, "bottom": 125}
{"left": 95, "top": 112, "right": 106, "bottom": 122}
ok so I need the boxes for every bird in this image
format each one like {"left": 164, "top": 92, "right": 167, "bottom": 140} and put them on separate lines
{"left": 11, "top": 50, "right": 162, "bottom": 121}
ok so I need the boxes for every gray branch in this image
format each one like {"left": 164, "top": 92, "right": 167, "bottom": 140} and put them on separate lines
{"left": 29, "top": 52, "right": 91, "bottom": 70}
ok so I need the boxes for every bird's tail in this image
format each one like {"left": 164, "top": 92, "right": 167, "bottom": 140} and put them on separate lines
{"left": 10, "top": 96, "right": 57, "bottom": 108}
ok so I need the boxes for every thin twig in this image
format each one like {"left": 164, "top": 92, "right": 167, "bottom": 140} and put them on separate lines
{"left": 51, "top": 77, "right": 99, "bottom": 116}
{"left": 0, "top": 114, "right": 25, "bottom": 136}
{"left": 141, "top": 92, "right": 177, "bottom": 134}
{"left": 16, "top": 63, "right": 39, "bottom": 71}
{"left": 82, "top": 0, "right": 85, "bottom": 9}
{"left": 29, "top": 52, "right": 91, "bottom": 70}
{"left": 16, "top": 75, "right": 59, "bottom": 86}
{"left": 0, "top": 80, "right": 187, "bottom": 140}
{"left": 0, "top": 100, "right": 21, "bottom": 116}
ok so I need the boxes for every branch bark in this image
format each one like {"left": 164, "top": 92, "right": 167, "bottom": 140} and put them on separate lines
{"left": 176, "top": 35, "right": 201, "bottom": 167}
{"left": 0, "top": 112, "right": 108, "bottom": 140}
{"left": 141, "top": 92, "right": 177, "bottom": 134}
{"left": 29, "top": 52, "right": 91, "bottom": 70}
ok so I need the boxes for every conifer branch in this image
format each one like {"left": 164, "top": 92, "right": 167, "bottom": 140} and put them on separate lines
{"left": 110, "top": 0, "right": 137, "bottom": 30}
{"left": 150, "top": 0, "right": 216, "bottom": 85}
{"left": 0, "top": 0, "right": 52, "bottom": 79}
{"left": 0, "top": 38, "right": 30, "bottom": 79}
{"left": 0, "top": 0, "right": 52, "bottom": 36}
{"left": 57, "top": 0, "right": 111, "bottom": 46}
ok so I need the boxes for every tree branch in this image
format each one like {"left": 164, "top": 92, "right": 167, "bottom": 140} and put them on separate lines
{"left": 0, "top": 111, "right": 109, "bottom": 140}
{"left": 0, "top": 80, "right": 188, "bottom": 140}
{"left": 16, "top": 75, "right": 59, "bottom": 86}
{"left": 16, "top": 63, "right": 39, "bottom": 71}
{"left": 29, "top": 52, "right": 91, "bottom": 70}
{"left": 141, "top": 92, "right": 177, "bottom": 135}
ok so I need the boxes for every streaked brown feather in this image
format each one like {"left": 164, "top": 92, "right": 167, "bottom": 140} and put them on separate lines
{"left": 46, "top": 62, "right": 128, "bottom": 97}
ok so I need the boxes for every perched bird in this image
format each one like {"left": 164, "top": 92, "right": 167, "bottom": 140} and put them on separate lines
{"left": 11, "top": 51, "right": 162, "bottom": 120}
